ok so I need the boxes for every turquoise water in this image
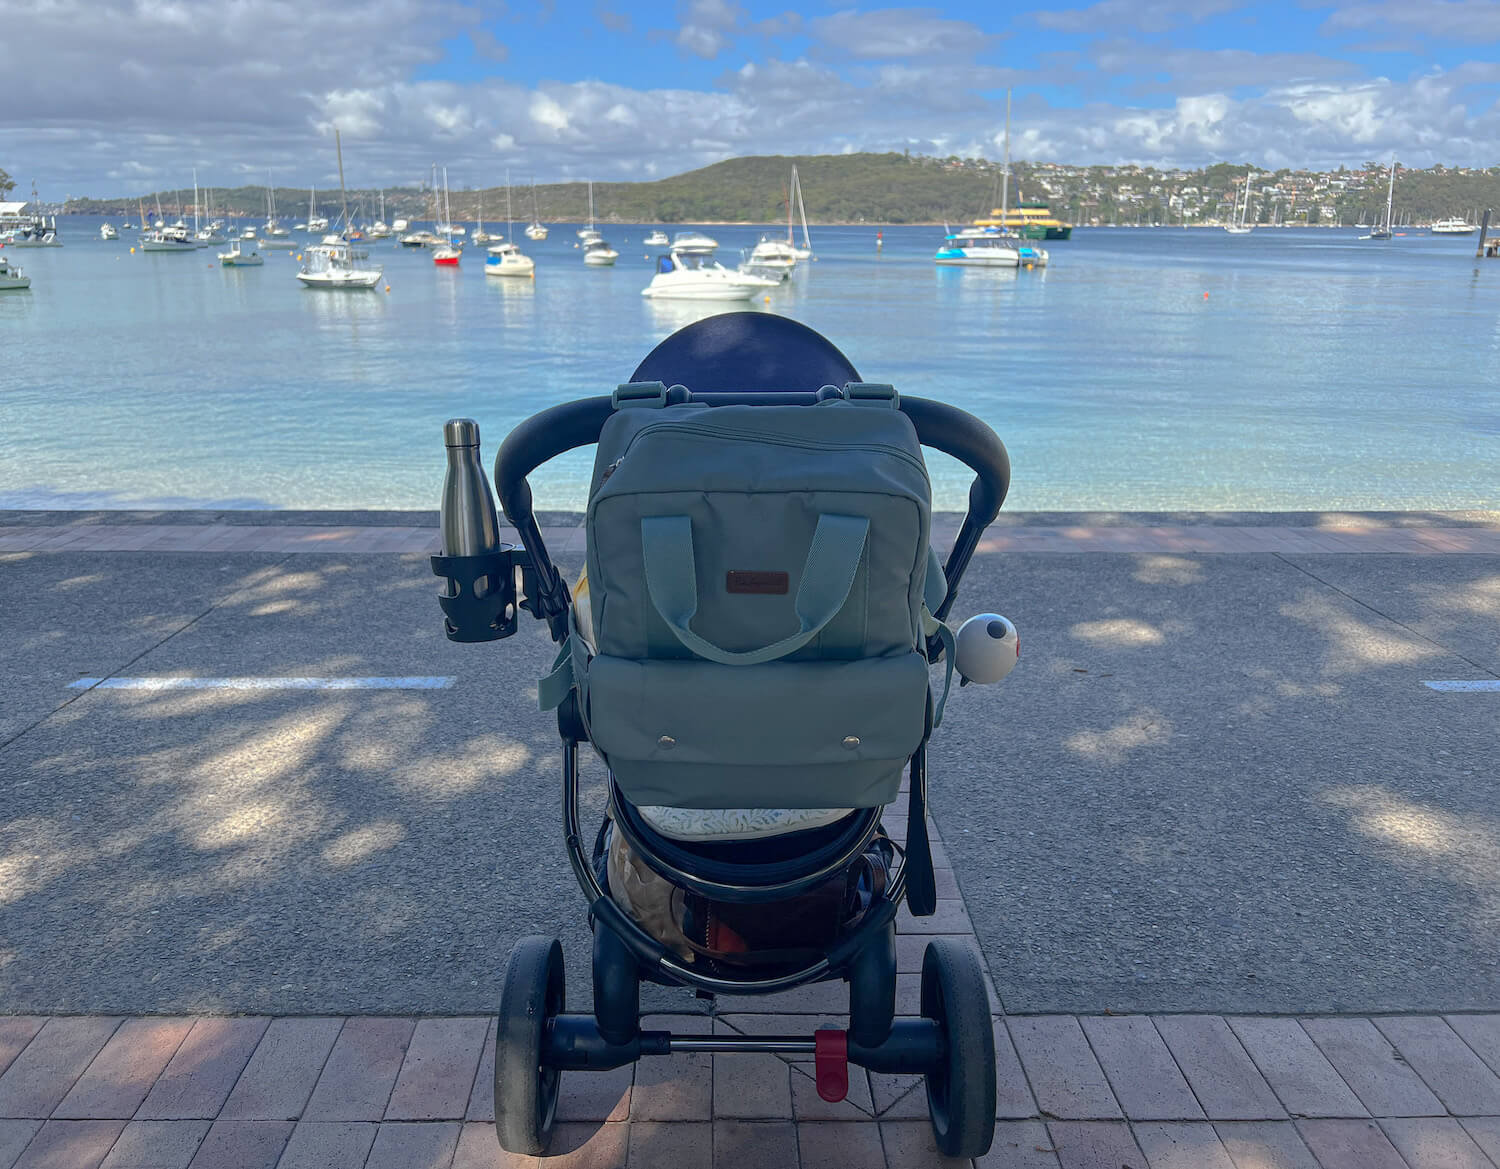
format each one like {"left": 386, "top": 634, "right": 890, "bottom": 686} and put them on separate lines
{"left": 2, "top": 219, "right": 1496, "bottom": 511}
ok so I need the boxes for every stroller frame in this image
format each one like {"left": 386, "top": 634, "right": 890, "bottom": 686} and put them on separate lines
{"left": 437, "top": 320, "right": 1011, "bottom": 1158}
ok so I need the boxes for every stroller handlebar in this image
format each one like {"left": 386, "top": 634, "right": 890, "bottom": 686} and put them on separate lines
{"left": 492, "top": 390, "right": 1010, "bottom": 633}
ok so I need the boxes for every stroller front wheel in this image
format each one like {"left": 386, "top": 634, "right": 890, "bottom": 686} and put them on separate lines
{"left": 496, "top": 936, "right": 565, "bottom": 1155}
{"left": 921, "top": 937, "right": 997, "bottom": 1157}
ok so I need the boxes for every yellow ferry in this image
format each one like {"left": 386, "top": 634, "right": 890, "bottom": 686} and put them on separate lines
{"left": 972, "top": 201, "right": 1072, "bottom": 240}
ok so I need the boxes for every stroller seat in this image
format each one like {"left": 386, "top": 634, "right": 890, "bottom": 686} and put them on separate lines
{"left": 635, "top": 802, "right": 852, "bottom": 842}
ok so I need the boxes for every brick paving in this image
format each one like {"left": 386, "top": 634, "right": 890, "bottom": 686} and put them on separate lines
{"left": 3, "top": 520, "right": 1500, "bottom": 555}
{"left": 4, "top": 518, "right": 1500, "bottom": 1164}
{"left": 3, "top": 812, "right": 1498, "bottom": 1168}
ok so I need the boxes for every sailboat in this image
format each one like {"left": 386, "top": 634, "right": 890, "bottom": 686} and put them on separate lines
{"left": 525, "top": 178, "right": 549, "bottom": 240}
{"left": 935, "top": 89, "right": 1045, "bottom": 267}
{"left": 369, "top": 191, "right": 392, "bottom": 238}
{"left": 472, "top": 195, "right": 494, "bottom": 245}
{"left": 581, "top": 180, "right": 618, "bottom": 265}
{"left": 486, "top": 170, "right": 535, "bottom": 278}
{"left": 297, "top": 130, "right": 384, "bottom": 289}
{"left": 307, "top": 186, "right": 328, "bottom": 233}
{"left": 788, "top": 164, "right": 814, "bottom": 259}
{"left": 433, "top": 166, "right": 462, "bottom": 266}
{"left": 139, "top": 191, "right": 196, "bottom": 251}
{"left": 1225, "top": 172, "right": 1254, "bottom": 234}
{"left": 1363, "top": 157, "right": 1396, "bottom": 240}
{"left": 259, "top": 175, "right": 295, "bottom": 248}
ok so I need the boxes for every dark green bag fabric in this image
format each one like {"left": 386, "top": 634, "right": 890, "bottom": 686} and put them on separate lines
{"left": 544, "top": 386, "right": 941, "bottom": 811}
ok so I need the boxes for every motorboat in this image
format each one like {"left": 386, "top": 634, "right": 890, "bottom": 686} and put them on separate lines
{"left": 486, "top": 241, "right": 534, "bottom": 277}
{"left": 641, "top": 250, "right": 776, "bottom": 300}
{"left": 933, "top": 227, "right": 1022, "bottom": 267}
{"left": 0, "top": 255, "right": 30, "bottom": 290}
{"left": 241, "top": 227, "right": 258, "bottom": 240}
{"left": 257, "top": 234, "right": 296, "bottom": 250}
{"left": 525, "top": 222, "right": 548, "bottom": 241}
{"left": 745, "top": 235, "right": 797, "bottom": 273}
{"left": 644, "top": 229, "right": 669, "bottom": 247}
{"left": 218, "top": 239, "right": 263, "bottom": 266}
{"left": 392, "top": 217, "right": 410, "bottom": 232}
{"left": 100, "top": 224, "right": 118, "bottom": 240}
{"left": 400, "top": 229, "right": 440, "bottom": 248}
{"left": 484, "top": 175, "right": 534, "bottom": 277}
{"left": 1431, "top": 217, "right": 1476, "bottom": 235}
{"left": 298, "top": 240, "right": 382, "bottom": 288}
{"left": 670, "top": 230, "right": 719, "bottom": 255}
{"left": 321, "top": 234, "right": 369, "bottom": 259}
{"left": 140, "top": 222, "right": 197, "bottom": 251}
{"left": 4, "top": 217, "right": 62, "bottom": 247}
{"left": 583, "top": 238, "right": 618, "bottom": 266}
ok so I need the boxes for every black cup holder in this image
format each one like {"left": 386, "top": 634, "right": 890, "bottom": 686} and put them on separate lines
{"left": 430, "top": 545, "right": 530, "bottom": 642}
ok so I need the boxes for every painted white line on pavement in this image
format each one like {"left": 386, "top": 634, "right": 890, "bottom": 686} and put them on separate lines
{"left": 1423, "top": 680, "right": 1500, "bottom": 692}
{"left": 69, "top": 676, "right": 456, "bottom": 691}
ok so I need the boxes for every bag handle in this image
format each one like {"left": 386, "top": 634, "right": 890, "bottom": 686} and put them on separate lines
{"left": 641, "top": 513, "right": 869, "bottom": 666}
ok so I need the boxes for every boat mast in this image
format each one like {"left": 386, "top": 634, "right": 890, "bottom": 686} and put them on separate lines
{"left": 1001, "top": 88, "right": 1011, "bottom": 225}
{"left": 335, "top": 128, "right": 350, "bottom": 237}
{"left": 193, "top": 169, "right": 200, "bottom": 234}
{"left": 588, "top": 179, "right": 595, "bottom": 230}
{"left": 794, "top": 166, "right": 812, "bottom": 250}
{"left": 506, "top": 168, "right": 513, "bottom": 243}
{"left": 1385, "top": 155, "right": 1396, "bottom": 232}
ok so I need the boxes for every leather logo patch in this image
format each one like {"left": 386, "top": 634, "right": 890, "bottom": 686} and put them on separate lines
{"left": 726, "top": 570, "right": 789, "bottom": 595}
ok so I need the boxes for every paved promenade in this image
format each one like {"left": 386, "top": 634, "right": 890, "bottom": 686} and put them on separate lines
{"left": 2, "top": 510, "right": 1498, "bottom": 1167}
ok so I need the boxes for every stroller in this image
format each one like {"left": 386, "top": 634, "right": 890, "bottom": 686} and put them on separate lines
{"left": 432, "top": 314, "right": 1016, "bottom": 1158}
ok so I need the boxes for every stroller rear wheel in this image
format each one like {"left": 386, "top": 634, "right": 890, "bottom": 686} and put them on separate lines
{"left": 496, "top": 936, "right": 565, "bottom": 1155}
{"left": 921, "top": 938, "right": 996, "bottom": 1157}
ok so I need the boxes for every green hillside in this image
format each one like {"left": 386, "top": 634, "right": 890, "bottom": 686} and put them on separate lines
{"left": 62, "top": 153, "right": 1007, "bottom": 225}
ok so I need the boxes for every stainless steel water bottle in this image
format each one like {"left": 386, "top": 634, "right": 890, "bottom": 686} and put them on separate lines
{"left": 440, "top": 418, "right": 501, "bottom": 596}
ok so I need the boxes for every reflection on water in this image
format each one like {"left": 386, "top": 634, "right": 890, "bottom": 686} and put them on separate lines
{"left": 0, "top": 220, "right": 1496, "bottom": 511}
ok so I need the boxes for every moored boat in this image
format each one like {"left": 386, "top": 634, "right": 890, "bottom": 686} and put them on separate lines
{"left": 218, "top": 239, "right": 263, "bottom": 266}
{"left": 972, "top": 201, "right": 1072, "bottom": 240}
{"left": 644, "top": 229, "right": 669, "bottom": 247}
{"left": 0, "top": 254, "right": 30, "bottom": 290}
{"left": 641, "top": 250, "right": 774, "bottom": 300}
{"left": 100, "top": 223, "right": 118, "bottom": 240}
{"left": 1430, "top": 217, "right": 1476, "bottom": 235}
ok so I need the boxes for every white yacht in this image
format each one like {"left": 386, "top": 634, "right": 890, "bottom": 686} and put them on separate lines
{"left": 525, "top": 222, "right": 548, "bottom": 241}
{"left": 933, "top": 226, "right": 1045, "bottom": 267}
{"left": 306, "top": 186, "right": 329, "bottom": 233}
{"left": 484, "top": 175, "right": 534, "bottom": 277}
{"left": 644, "top": 229, "right": 669, "bottom": 247}
{"left": 486, "top": 242, "right": 534, "bottom": 277}
{"left": 1431, "top": 217, "right": 1476, "bottom": 235}
{"left": 0, "top": 255, "right": 30, "bottom": 290}
{"left": 744, "top": 235, "right": 798, "bottom": 274}
{"left": 99, "top": 223, "right": 118, "bottom": 240}
{"left": 671, "top": 230, "right": 719, "bottom": 255}
{"left": 298, "top": 240, "right": 382, "bottom": 288}
{"left": 641, "top": 250, "right": 776, "bottom": 300}
{"left": 218, "top": 239, "right": 263, "bottom": 266}
{"left": 240, "top": 226, "right": 258, "bottom": 240}
{"left": 140, "top": 222, "right": 197, "bottom": 251}
{"left": 583, "top": 237, "right": 619, "bottom": 266}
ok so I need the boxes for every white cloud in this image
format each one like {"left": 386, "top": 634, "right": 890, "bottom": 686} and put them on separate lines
{"left": 810, "top": 8, "right": 994, "bottom": 59}
{"left": 1033, "top": 0, "right": 1244, "bottom": 34}
{"left": 1321, "top": 0, "right": 1500, "bottom": 40}
{"left": 2, "top": 0, "right": 1497, "bottom": 197}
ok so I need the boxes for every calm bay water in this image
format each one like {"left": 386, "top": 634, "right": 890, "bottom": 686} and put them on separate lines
{"left": 2, "top": 219, "right": 1496, "bottom": 512}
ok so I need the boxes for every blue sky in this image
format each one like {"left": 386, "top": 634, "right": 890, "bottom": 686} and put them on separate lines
{"left": 3, "top": 0, "right": 1497, "bottom": 196}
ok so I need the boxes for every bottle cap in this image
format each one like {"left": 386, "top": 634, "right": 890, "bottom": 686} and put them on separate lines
{"left": 444, "top": 418, "right": 480, "bottom": 448}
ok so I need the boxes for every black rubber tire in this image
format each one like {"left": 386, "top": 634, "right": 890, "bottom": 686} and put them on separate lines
{"left": 495, "top": 936, "right": 565, "bottom": 1155}
{"left": 922, "top": 938, "right": 996, "bottom": 1157}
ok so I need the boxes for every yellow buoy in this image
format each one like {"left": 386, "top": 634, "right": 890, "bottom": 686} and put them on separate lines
{"left": 385, "top": 285, "right": 391, "bottom": 293}
{"left": 763, "top": 296, "right": 771, "bottom": 304}
{"left": 129, "top": 246, "right": 135, "bottom": 253}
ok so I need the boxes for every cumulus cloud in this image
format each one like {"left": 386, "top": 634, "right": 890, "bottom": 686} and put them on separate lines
{"left": 2, "top": 0, "right": 1497, "bottom": 197}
